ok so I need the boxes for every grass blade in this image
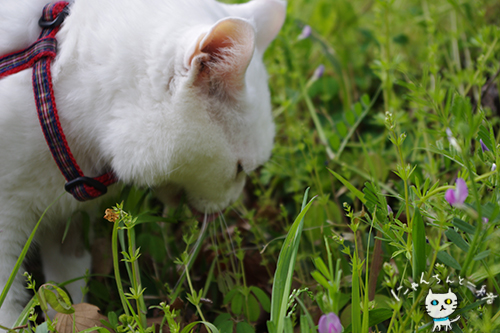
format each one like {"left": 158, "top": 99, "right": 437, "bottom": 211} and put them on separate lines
{"left": 269, "top": 188, "right": 316, "bottom": 333}
{"left": 0, "top": 193, "right": 64, "bottom": 310}
{"left": 351, "top": 255, "right": 361, "bottom": 333}
{"left": 328, "top": 169, "right": 366, "bottom": 204}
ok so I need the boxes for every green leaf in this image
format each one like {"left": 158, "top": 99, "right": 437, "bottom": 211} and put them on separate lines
{"left": 361, "top": 94, "right": 371, "bottom": 106}
{"left": 181, "top": 321, "right": 220, "bottom": 333}
{"left": 214, "top": 313, "right": 232, "bottom": 327}
{"left": 437, "top": 251, "right": 462, "bottom": 270}
{"left": 354, "top": 102, "right": 363, "bottom": 116}
{"left": 445, "top": 229, "right": 469, "bottom": 252}
{"left": 217, "top": 320, "right": 234, "bottom": 333}
{"left": 35, "top": 322, "right": 49, "bottom": 333}
{"left": 108, "top": 311, "right": 119, "bottom": 328}
{"left": 362, "top": 182, "right": 380, "bottom": 210}
{"left": 473, "top": 250, "right": 491, "bottom": 261}
{"left": 284, "top": 317, "right": 294, "bottom": 333}
{"left": 328, "top": 169, "right": 366, "bottom": 204}
{"left": 247, "top": 294, "right": 261, "bottom": 322}
{"left": 267, "top": 321, "right": 277, "bottom": 333}
{"left": 336, "top": 121, "right": 348, "bottom": 137}
{"left": 452, "top": 218, "right": 475, "bottom": 234}
{"left": 250, "top": 286, "right": 271, "bottom": 313}
{"left": 311, "top": 270, "right": 331, "bottom": 290}
{"left": 312, "top": 257, "right": 331, "bottom": 280}
{"left": 329, "top": 132, "right": 341, "bottom": 151}
{"left": 223, "top": 288, "right": 239, "bottom": 305}
{"left": 478, "top": 125, "right": 493, "bottom": 151}
{"left": 39, "top": 284, "right": 74, "bottom": 314}
{"left": 231, "top": 292, "right": 244, "bottom": 315}
{"left": 236, "top": 321, "right": 255, "bottom": 333}
{"left": 13, "top": 298, "right": 38, "bottom": 327}
{"left": 300, "top": 314, "right": 314, "bottom": 333}
{"left": 345, "top": 108, "right": 357, "bottom": 126}
{"left": 99, "top": 320, "right": 116, "bottom": 332}
{"left": 368, "top": 308, "right": 393, "bottom": 326}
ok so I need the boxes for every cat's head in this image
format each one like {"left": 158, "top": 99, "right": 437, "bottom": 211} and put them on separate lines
{"left": 425, "top": 289, "right": 458, "bottom": 319}
{"left": 101, "top": 0, "right": 286, "bottom": 212}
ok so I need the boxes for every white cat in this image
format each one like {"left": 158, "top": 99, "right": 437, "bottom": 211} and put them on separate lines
{"left": 425, "top": 289, "right": 460, "bottom": 332}
{"left": 0, "top": 0, "right": 285, "bottom": 327}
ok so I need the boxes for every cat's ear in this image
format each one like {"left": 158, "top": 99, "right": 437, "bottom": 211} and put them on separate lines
{"left": 222, "top": 0, "right": 286, "bottom": 52}
{"left": 448, "top": 288, "right": 452, "bottom": 294}
{"left": 428, "top": 289, "right": 433, "bottom": 295}
{"left": 185, "top": 18, "right": 255, "bottom": 93}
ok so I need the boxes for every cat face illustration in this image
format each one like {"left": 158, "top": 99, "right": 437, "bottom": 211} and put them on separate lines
{"left": 425, "top": 289, "right": 461, "bottom": 331}
{"left": 425, "top": 289, "right": 458, "bottom": 319}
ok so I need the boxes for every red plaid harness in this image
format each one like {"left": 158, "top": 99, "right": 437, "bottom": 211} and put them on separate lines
{"left": 0, "top": 2, "right": 117, "bottom": 201}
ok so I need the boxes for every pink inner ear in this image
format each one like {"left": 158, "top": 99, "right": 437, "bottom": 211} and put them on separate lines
{"left": 188, "top": 18, "right": 255, "bottom": 92}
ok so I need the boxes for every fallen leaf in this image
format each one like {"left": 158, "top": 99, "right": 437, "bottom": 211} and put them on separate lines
{"left": 54, "top": 303, "right": 109, "bottom": 333}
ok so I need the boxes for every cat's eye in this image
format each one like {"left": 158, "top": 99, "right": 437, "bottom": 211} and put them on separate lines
{"left": 445, "top": 298, "right": 452, "bottom": 305}
{"left": 431, "top": 300, "right": 438, "bottom": 306}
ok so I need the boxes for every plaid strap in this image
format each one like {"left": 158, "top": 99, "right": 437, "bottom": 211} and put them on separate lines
{"left": 0, "top": 38, "right": 57, "bottom": 78}
{"left": 0, "top": 1, "right": 117, "bottom": 201}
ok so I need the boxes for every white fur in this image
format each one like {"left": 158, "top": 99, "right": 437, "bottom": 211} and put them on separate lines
{"left": 0, "top": 0, "right": 285, "bottom": 327}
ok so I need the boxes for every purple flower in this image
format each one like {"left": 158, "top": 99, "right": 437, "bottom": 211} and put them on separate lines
{"left": 313, "top": 64, "right": 325, "bottom": 80}
{"left": 445, "top": 178, "right": 468, "bottom": 206}
{"left": 480, "top": 139, "right": 490, "bottom": 152}
{"left": 318, "top": 312, "right": 342, "bottom": 333}
{"left": 298, "top": 25, "right": 312, "bottom": 40}
{"left": 387, "top": 205, "right": 393, "bottom": 214}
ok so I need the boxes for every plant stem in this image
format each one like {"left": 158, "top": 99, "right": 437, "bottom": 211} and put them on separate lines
{"left": 112, "top": 220, "right": 131, "bottom": 317}
{"left": 127, "top": 227, "right": 147, "bottom": 328}
{"left": 184, "top": 263, "right": 207, "bottom": 322}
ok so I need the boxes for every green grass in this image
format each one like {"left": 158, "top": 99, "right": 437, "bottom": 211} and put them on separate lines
{"left": 5, "top": 0, "right": 500, "bottom": 332}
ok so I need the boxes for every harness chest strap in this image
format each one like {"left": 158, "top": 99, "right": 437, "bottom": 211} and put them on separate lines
{"left": 0, "top": 1, "right": 117, "bottom": 201}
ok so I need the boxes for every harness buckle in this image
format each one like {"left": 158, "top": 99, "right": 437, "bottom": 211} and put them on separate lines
{"left": 38, "top": 6, "right": 69, "bottom": 29}
{"left": 65, "top": 176, "right": 108, "bottom": 196}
